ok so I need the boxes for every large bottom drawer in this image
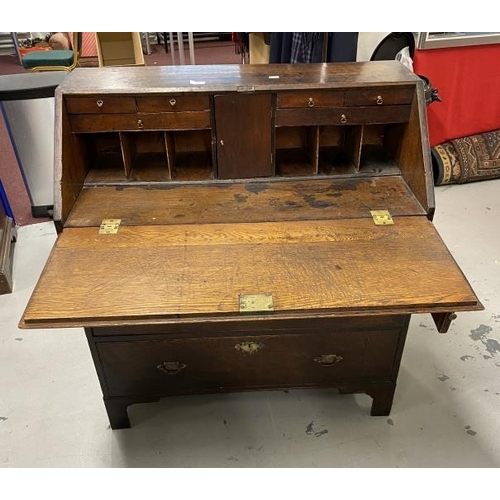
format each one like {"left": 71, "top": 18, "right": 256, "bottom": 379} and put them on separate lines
{"left": 96, "top": 329, "right": 402, "bottom": 397}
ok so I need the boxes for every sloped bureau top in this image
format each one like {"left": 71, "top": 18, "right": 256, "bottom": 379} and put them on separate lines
{"left": 57, "top": 61, "right": 421, "bottom": 95}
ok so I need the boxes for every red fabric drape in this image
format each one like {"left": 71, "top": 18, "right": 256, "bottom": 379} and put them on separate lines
{"left": 413, "top": 44, "right": 500, "bottom": 147}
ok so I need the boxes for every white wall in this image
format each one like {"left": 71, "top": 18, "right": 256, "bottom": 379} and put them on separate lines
{"left": 356, "top": 32, "right": 391, "bottom": 61}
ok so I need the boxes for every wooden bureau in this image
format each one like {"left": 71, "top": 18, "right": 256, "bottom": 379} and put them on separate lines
{"left": 20, "top": 62, "right": 482, "bottom": 429}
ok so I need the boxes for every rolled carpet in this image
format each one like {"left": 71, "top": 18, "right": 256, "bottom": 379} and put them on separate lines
{"left": 431, "top": 129, "right": 500, "bottom": 186}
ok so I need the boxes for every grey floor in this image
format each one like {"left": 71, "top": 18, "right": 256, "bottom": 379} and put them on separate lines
{"left": 1, "top": 179, "right": 499, "bottom": 468}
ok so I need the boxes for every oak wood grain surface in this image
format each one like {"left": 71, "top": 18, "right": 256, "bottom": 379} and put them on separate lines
{"left": 21, "top": 217, "right": 481, "bottom": 328}
{"left": 57, "top": 62, "right": 420, "bottom": 95}
{"left": 65, "top": 177, "right": 425, "bottom": 227}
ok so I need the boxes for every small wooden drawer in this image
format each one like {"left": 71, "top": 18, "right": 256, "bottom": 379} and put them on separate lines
{"left": 344, "top": 87, "right": 414, "bottom": 107}
{"left": 277, "top": 90, "right": 345, "bottom": 109}
{"left": 65, "top": 96, "right": 137, "bottom": 114}
{"left": 96, "top": 329, "right": 401, "bottom": 397}
{"left": 276, "top": 105, "right": 411, "bottom": 127}
{"left": 70, "top": 111, "right": 211, "bottom": 133}
{"left": 136, "top": 95, "right": 210, "bottom": 112}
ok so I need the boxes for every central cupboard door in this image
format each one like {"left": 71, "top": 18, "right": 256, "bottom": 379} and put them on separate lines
{"left": 214, "top": 93, "right": 274, "bottom": 179}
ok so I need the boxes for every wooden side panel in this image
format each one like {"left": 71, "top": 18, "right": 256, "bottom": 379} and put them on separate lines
{"left": 0, "top": 213, "right": 14, "bottom": 295}
{"left": 215, "top": 93, "right": 273, "bottom": 179}
{"left": 396, "top": 82, "right": 435, "bottom": 216}
{"left": 20, "top": 217, "right": 481, "bottom": 328}
{"left": 57, "top": 95, "right": 89, "bottom": 224}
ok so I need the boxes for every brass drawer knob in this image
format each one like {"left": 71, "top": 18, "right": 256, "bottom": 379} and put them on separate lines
{"left": 314, "top": 354, "right": 343, "bottom": 366}
{"left": 376, "top": 95, "right": 383, "bottom": 105}
{"left": 157, "top": 361, "right": 187, "bottom": 375}
{"left": 137, "top": 119, "right": 144, "bottom": 129}
{"left": 169, "top": 98, "right": 176, "bottom": 106}
{"left": 96, "top": 100, "right": 103, "bottom": 108}
{"left": 340, "top": 114, "right": 347, "bottom": 124}
{"left": 308, "top": 97, "right": 314, "bottom": 107}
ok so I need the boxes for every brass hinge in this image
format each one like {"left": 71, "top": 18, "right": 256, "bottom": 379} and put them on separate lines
{"left": 370, "top": 210, "right": 394, "bottom": 225}
{"left": 239, "top": 293, "right": 274, "bottom": 313}
{"left": 99, "top": 219, "right": 121, "bottom": 234}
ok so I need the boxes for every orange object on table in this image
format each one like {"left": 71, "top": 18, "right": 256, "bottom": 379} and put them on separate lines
{"left": 19, "top": 47, "right": 52, "bottom": 57}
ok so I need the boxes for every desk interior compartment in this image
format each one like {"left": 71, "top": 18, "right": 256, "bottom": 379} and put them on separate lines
{"left": 360, "top": 123, "right": 403, "bottom": 174}
{"left": 120, "top": 132, "right": 170, "bottom": 181}
{"left": 77, "top": 132, "right": 127, "bottom": 183}
{"left": 168, "top": 130, "right": 214, "bottom": 181}
{"left": 275, "top": 126, "right": 319, "bottom": 176}
{"left": 318, "top": 125, "right": 362, "bottom": 175}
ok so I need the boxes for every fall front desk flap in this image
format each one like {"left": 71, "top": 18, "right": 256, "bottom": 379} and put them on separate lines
{"left": 20, "top": 213, "right": 482, "bottom": 329}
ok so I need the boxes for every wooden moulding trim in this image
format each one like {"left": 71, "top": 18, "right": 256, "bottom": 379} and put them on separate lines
{"left": 19, "top": 302, "right": 483, "bottom": 330}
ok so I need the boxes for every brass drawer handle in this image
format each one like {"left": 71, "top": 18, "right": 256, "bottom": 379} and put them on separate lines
{"left": 314, "top": 354, "right": 343, "bottom": 366}
{"left": 137, "top": 119, "right": 144, "bottom": 129}
{"left": 157, "top": 361, "right": 187, "bottom": 375}
{"left": 169, "top": 98, "right": 176, "bottom": 107}
{"left": 340, "top": 114, "right": 347, "bottom": 124}
{"left": 96, "top": 100, "right": 103, "bottom": 108}
{"left": 376, "top": 95, "right": 383, "bottom": 105}
{"left": 235, "top": 341, "right": 264, "bottom": 354}
{"left": 308, "top": 97, "right": 314, "bottom": 107}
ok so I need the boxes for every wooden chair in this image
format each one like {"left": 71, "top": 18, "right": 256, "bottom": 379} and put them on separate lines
{"left": 21, "top": 32, "right": 81, "bottom": 72}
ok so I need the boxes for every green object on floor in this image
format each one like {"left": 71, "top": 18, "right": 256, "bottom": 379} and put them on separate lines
{"left": 22, "top": 50, "right": 74, "bottom": 69}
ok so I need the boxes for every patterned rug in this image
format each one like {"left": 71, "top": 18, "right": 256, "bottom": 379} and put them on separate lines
{"left": 432, "top": 129, "right": 500, "bottom": 185}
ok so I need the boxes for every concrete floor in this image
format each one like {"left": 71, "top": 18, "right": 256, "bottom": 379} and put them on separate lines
{"left": 1, "top": 179, "right": 499, "bottom": 467}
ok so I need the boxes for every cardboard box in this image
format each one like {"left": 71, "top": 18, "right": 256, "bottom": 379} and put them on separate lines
{"left": 95, "top": 32, "right": 145, "bottom": 67}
